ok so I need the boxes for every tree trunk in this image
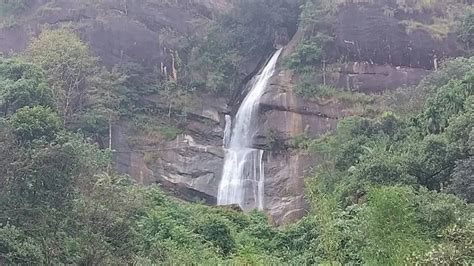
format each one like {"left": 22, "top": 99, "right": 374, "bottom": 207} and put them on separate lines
{"left": 108, "top": 115, "right": 112, "bottom": 150}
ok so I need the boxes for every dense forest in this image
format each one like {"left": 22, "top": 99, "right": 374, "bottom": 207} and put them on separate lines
{"left": 1, "top": 0, "right": 473, "bottom": 265}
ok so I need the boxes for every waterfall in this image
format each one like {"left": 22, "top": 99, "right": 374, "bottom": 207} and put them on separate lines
{"left": 218, "top": 49, "right": 282, "bottom": 210}
{"left": 223, "top": 115, "right": 232, "bottom": 148}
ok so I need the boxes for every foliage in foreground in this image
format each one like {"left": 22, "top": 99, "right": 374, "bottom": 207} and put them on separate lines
{"left": 303, "top": 57, "right": 474, "bottom": 264}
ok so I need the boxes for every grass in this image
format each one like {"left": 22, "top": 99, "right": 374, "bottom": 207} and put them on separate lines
{"left": 127, "top": 114, "right": 183, "bottom": 149}
{"left": 402, "top": 18, "right": 454, "bottom": 40}
{"left": 317, "top": 0, "right": 468, "bottom": 14}
{"left": 294, "top": 82, "right": 375, "bottom": 107}
{"left": 0, "top": 0, "right": 34, "bottom": 27}
{"left": 158, "top": 125, "right": 183, "bottom": 141}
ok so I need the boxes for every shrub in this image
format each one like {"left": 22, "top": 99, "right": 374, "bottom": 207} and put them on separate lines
{"left": 197, "top": 217, "right": 236, "bottom": 256}
{"left": 8, "top": 106, "right": 61, "bottom": 143}
{"left": 457, "top": 11, "right": 474, "bottom": 50}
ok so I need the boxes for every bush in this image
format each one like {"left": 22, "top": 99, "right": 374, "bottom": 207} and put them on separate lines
{"left": 159, "top": 125, "right": 182, "bottom": 141}
{"left": 293, "top": 83, "right": 335, "bottom": 99}
{"left": 265, "top": 129, "right": 284, "bottom": 150}
{"left": 458, "top": 11, "right": 474, "bottom": 50}
{"left": 356, "top": 186, "right": 429, "bottom": 265}
{"left": 197, "top": 217, "right": 236, "bottom": 256}
{"left": 8, "top": 106, "right": 61, "bottom": 143}
{"left": 0, "top": 0, "right": 29, "bottom": 16}
{"left": 0, "top": 225, "right": 43, "bottom": 264}
{"left": 285, "top": 34, "right": 333, "bottom": 72}
{"left": 0, "top": 57, "right": 52, "bottom": 116}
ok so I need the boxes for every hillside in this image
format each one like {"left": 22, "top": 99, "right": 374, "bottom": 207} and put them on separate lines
{"left": 0, "top": 0, "right": 473, "bottom": 264}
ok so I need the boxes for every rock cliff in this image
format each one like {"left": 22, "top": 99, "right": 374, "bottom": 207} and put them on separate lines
{"left": 0, "top": 0, "right": 469, "bottom": 225}
{"left": 252, "top": 0, "right": 469, "bottom": 224}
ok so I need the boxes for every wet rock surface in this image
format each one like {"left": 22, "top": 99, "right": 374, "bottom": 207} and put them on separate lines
{"left": 254, "top": 64, "right": 345, "bottom": 224}
{"left": 329, "top": 62, "right": 430, "bottom": 93}
{"left": 334, "top": 2, "right": 464, "bottom": 70}
{"left": 111, "top": 94, "right": 229, "bottom": 204}
{"left": 0, "top": 0, "right": 230, "bottom": 69}
{"left": 0, "top": 0, "right": 231, "bottom": 204}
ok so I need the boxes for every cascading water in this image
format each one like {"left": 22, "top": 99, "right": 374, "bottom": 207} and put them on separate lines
{"left": 218, "top": 49, "right": 282, "bottom": 210}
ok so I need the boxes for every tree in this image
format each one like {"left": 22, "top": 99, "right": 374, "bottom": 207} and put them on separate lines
{"left": 197, "top": 217, "right": 236, "bottom": 256}
{"left": 0, "top": 57, "right": 51, "bottom": 116}
{"left": 3, "top": 132, "right": 106, "bottom": 210}
{"left": 78, "top": 67, "right": 125, "bottom": 148}
{"left": 448, "top": 157, "right": 474, "bottom": 202}
{"left": 285, "top": 34, "right": 333, "bottom": 72}
{"left": 114, "top": 62, "right": 160, "bottom": 113}
{"left": 70, "top": 174, "right": 146, "bottom": 265}
{"left": 25, "top": 28, "right": 97, "bottom": 125}
{"left": 0, "top": 127, "right": 110, "bottom": 263}
{"left": 8, "top": 106, "right": 61, "bottom": 143}
{"left": 221, "top": 0, "right": 300, "bottom": 57}
{"left": 356, "top": 186, "right": 429, "bottom": 265}
{"left": 189, "top": 0, "right": 300, "bottom": 94}
{"left": 0, "top": 0, "right": 29, "bottom": 16}
{"left": 413, "top": 222, "right": 474, "bottom": 265}
{"left": 0, "top": 225, "right": 43, "bottom": 264}
{"left": 458, "top": 11, "right": 474, "bottom": 50}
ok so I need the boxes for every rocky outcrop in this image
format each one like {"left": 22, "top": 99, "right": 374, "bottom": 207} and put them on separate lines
{"left": 256, "top": 66, "right": 343, "bottom": 225}
{"left": 93, "top": 0, "right": 466, "bottom": 225}
{"left": 0, "top": 0, "right": 232, "bottom": 204}
{"left": 251, "top": 0, "right": 469, "bottom": 223}
{"left": 256, "top": 63, "right": 427, "bottom": 224}
{"left": 329, "top": 62, "right": 430, "bottom": 93}
{"left": 111, "top": 94, "right": 229, "bottom": 204}
{"left": 264, "top": 152, "right": 313, "bottom": 225}
{"left": 0, "top": 0, "right": 230, "bottom": 70}
{"left": 334, "top": 2, "right": 464, "bottom": 70}
{"left": 2, "top": 0, "right": 465, "bottom": 226}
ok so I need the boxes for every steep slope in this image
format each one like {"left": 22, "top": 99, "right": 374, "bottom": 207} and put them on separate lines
{"left": 0, "top": 0, "right": 471, "bottom": 225}
{"left": 254, "top": 0, "right": 472, "bottom": 224}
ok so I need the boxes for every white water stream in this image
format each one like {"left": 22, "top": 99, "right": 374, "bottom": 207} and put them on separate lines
{"left": 217, "top": 49, "right": 282, "bottom": 210}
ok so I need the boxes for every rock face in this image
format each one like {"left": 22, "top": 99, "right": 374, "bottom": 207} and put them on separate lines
{"left": 1, "top": 0, "right": 465, "bottom": 225}
{"left": 334, "top": 2, "right": 464, "bottom": 70}
{"left": 0, "top": 0, "right": 235, "bottom": 204}
{"left": 329, "top": 62, "right": 430, "bottom": 93}
{"left": 112, "top": 94, "right": 229, "bottom": 205}
{"left": 249, "top": 0, "right": 469, "bottom": 223}
{"left": 0, "top": 0, "right": 230, "bottom": 70}
{"left": 257, "top": 63, "right": 426, "bottom": 224}
{"left": 257, "top": 64, "right": 343, "bottom": 225}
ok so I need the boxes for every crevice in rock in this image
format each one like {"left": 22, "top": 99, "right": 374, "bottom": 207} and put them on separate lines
{"left": 260, "top": 103, "right": 341, "bottom": 120}
{"left": 176, "top": 170, "right": 215, "bottom": 179}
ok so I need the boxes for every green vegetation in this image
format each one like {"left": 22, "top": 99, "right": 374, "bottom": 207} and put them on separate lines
{"left": 458, "top": 11, "right": 474, "bottom": 50}
{"left": 26, "top": 28, "right": 99, "bottom": 125}
{"left": 0, "top": 0, "right": 30, "bottom": 26}
{"left": 402, "top": 18, "right": 454, "bottom": 40}
{"left": 21, "top": 27, "right": 189, "bottom": 144}
{"left": 0, "top": 0, "right": 29, "bottom": 16}
{"left": 284, "top": 34, "right": 333, "bottom": 72}
{"left": 286, "top": 0, "right": 472, "bottom": 74}
{"left": 0, "top": 1, "right": 473, "bottom": 265}
{"left": 285, "top": 0, "right": 334, "bottom": 73}
{"left": 0, "top": 58, "right": 52, "bottom": 116}
{"left": 159, "top": 125, "right": 182, "bottom": 141}
{"left": 9, "top": 106, "right": 60, "bottom": 143}
{"left": 189, "top": 0, "right": 300, "bottom": 94}
{"left": 292, "top": 76, "right": 374, "bottom": 111}
{"left": 301, "top": 56, "right": 473, "bottom": 264}
{"left": 2, "top": 40, "right": 472, "bottom": 263}
{"left": 265, "top": 129, "right": 285, "bottom": 151}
